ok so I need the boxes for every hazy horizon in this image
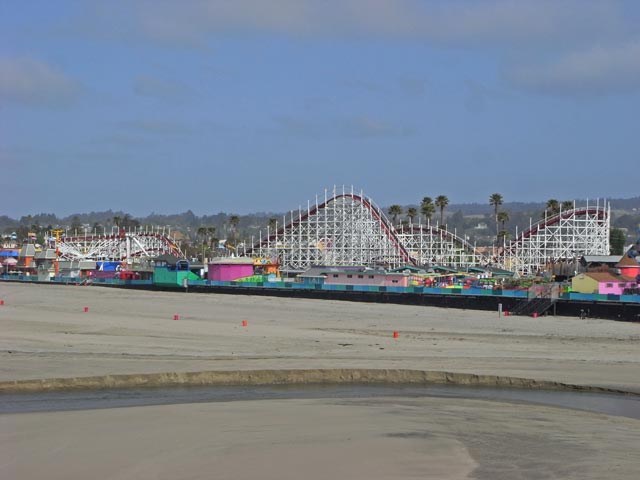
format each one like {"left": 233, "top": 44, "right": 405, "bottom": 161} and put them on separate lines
{"left": 4, "top": 192, "right": 637, "bottom": 222}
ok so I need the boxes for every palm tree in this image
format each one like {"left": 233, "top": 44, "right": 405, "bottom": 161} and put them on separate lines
{"left": 196, "top": 226, "right": 208, "bottom": 241}
{"left": 196, "top": 226, "right": 209, "bottom": 261}
{"left": 69, "top": 216, "right": 81, "bottom": 235}
{"left": 435, "top": 195, "right": 449, "bottom": 227}
{"left": 497, "top": 211, "right": 509, "bottom": 242}
{"left": 561, "top": 200, "right": 574, "bottom": 212}
{"left": 121, "top": 214, "right": 133, "bottom": 228}
{"left": 406, "top": 207, "right": 418, "bottom": 224}
{"left": 545, "top": 199, "right": 560, "bottom": 217}
{"left": 489, "top": 193, "right": 503, "bottom": 239}
{"left": 497, "top": 230, "right": 510, "bottom": 243}
{"left": 229, "top": 215, "right": 240, "bottom": 243}
{"left": 420, "top": 197, "right": 434, "bottom": 224}
{"left": 388, "top": 205, "right": 403, "bottom": 225}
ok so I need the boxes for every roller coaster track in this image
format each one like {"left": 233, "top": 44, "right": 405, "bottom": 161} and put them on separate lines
{"left": 53, "top": 190, "right": 609, "bottom": 275}
{"left": 396, "top": 223, "right": 486, "bottom": 267}
{"left": 248, "top": 191, "right": 413, "bottom": 270}
{"left": 249, "top": 189, "right": 609, "bottom": 274}
{"left": 504, "top": 207, "right": 606, "bottom": 250}
{"left": 56, "top": 232, "right": 182, "bottom": 261}
{"left": 498, "top": 204, "right": 609, "bottom": 275}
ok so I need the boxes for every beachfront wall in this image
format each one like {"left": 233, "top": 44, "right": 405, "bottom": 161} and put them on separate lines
{"left": 323, "top": 272, "right": 409, "bottom": 287}
{"left": 208, "top": 261, "right": 254, "bottom": 281}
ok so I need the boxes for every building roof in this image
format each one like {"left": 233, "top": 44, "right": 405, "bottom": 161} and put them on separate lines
{"left": 388, "top": 266, "right": 429, "bottom": 274}
{"left": 35, "top": 249, "right": 57, "bottom": 260}
{"left": 153, "top": 253, "right": 187, "bottom": 267}
{"left": 57, "top": 260, "right": 96, "bottom": 270}
{"left": 579, "top": 272, "right": 635, "bottom": 283}
{"left": 297, "top": 267, "right": 329, "bottom": 278}
{"left": 19, "top": 244, "right": 36, "bottom": 257}
{"left": 208, "top": 257, "right": 255, "bottom": 265}
{"left": 431, "top": 265, "right": 459, "bottom": 273}
{"left": 615, "top": 255, "right": 640, "bottom": 268}
{"left": 322, "top": 269, "right": 405, "bottom": 276}
{"left": 467, "top": 266, "right": 514, "bottom": 276}
{"left": 581, "top": 255, "right": 623, "bottom": 265}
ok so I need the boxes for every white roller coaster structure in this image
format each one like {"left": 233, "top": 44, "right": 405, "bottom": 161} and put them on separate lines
{"left": 53, "top": 188, "right": 610, "bottom": 275}
{"left": 247, "top": 187, "right": 610, "bottom": 275}
{"left": 56, "top": 231, "right": 182, "bottom": 261}
{"left": 501, "top": 200, "right": 610, "bottom": 275}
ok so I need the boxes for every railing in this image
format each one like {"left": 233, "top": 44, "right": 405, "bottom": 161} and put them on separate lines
{"left": 510, "top": 297, "right": 556, "bottom": 316}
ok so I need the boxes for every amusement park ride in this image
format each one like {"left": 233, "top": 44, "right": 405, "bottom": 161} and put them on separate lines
{"left": 53, "top": 228, "right": 182, "bottom": 263}
{"left": 247, "top": 187, "right": 610, "bottom": 276}
{"left": 51, "top": 187, "right": 610, "bottom": 276}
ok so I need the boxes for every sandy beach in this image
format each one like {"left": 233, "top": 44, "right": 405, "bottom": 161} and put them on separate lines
{"left": 0, "top": 283, "right": 638, "bottom": 390}
{"left": 1, "top": 282, "right": 639, "bottom": 479}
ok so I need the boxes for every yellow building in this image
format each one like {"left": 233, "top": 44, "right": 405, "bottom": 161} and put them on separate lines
{"left": 571, "top": 273, "right": 600, "bottom": 294}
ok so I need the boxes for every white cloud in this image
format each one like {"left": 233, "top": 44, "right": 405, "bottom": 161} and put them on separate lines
{"left": 0, "top": 57, "right": 80, "bottom": 107}
{"left": 65, "top": 0, "right": 639, "bottom": 97}
{"left": 416, "top": 0, "right": 625, "bottom": 46}
{"left": 506, "top": 41, "right": 640, "bottom": 95}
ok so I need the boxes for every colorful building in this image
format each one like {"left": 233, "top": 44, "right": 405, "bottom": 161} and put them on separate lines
{"left": 571, "top": 272, "right": 637, "bottom": 295}
{"left": 208, "top": 258, "right": 255, "bottom": 281}
{"left": 253, "top": 257, "right": 279, "bottom": 276}
{"left": 153, "top": 254, "right": 200, "bottom": 287}
{"left": 0, "top": 248, "right": 19, "bottom": 274}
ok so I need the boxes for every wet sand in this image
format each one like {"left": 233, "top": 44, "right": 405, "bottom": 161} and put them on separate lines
{"left": 1, "top": 283, "right": 639, "bottom": 479}
{"left": 2, "top": 396, "right": 638, "bottom": 480}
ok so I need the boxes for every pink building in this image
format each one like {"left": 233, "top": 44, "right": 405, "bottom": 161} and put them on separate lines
{"left": 323, "top": 270, "right": 410, "bottom": 287}
{"left": 572, "top": 272, "right": 637, "bottom": 295}
{"left": 208, "top": 258, "right": 254, "bottom": 281}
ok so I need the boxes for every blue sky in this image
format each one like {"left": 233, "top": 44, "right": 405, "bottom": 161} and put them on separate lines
{"left": 2, "top": 0, "right": 640, "bottom": 217}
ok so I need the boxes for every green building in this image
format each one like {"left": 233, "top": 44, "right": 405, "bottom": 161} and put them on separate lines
{"left": 153, "top": 254, "right": 200, "bottom": 287}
